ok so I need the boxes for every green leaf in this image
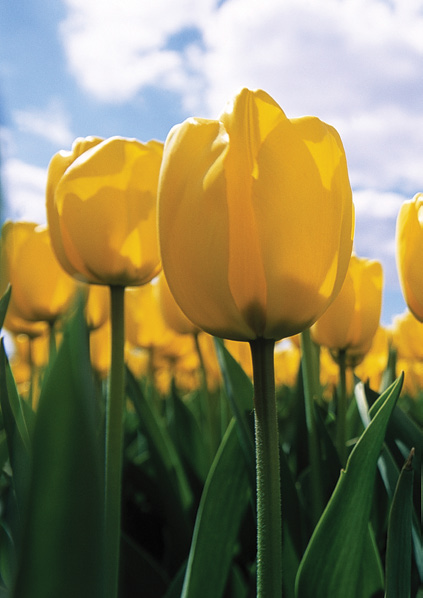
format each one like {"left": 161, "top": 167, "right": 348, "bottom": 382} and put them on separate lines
{"left": 120, "top": 533, "right": 168, "bottom": 598}
{"left": 385, "top": 449, "right": 415, "bottom": 598}
{"left": 213, "top": 338, "right": 255, "bottom": 488}
{"left": 181, "top": 418, "right": 251, "bottom": 598}
{"left": 358, "top": 523, "right": 384, "bottom": 598}
{"left": 0, "top": 341, "right": 33, "bottom": 521}
{"left": 12, "top": 305, "right": 104, "bottom": 598}
{"left": 356, "top": 380, "right": 423, "bottom": 584}
{"left": 0, "top": 287, "right": 11, "bottom": 332}
{"left": 295, "top": 374, "right": 403, "bottom": 598}
{"left": 0, "top": 522, "right": 16, "bottom": 590}
{"left": 167, "top": 384, "right": 209, "bottom": 482}
{"left": 126, "top": 367, "right": 193, "bottom": 563}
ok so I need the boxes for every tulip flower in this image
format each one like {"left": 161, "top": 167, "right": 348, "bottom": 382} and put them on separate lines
{"left": 396, "top": 192, "right": 423, "bottom": 321}
{"left": 311, "top": 255, "right": 383, "bottom": 359}
{"left": 125, "top": 280, "right": 181, "bottom": 352}
{"left": 311, "top": 254, "right": 383, "bottom": 464}
{"left": 391, "top": 309, "right": 423, "bottom": 361}
{"left": 355, "top": 326, "right": 391, "bottom": 392}
{"left": 158, "top": 87, "right": 354, "bottom": 343}
{"left": 46, "top": 135, "right": 162, "bottom": 287}
{"left": 157, "top": 272, "right": 200, "bottom": 336}
{"left": 84, "top": 284, "right": 110, "bottom": 331}
{"left": 46, "top": 135, "right": 164, "bottom": 598}
{"left": 4, "top": 300, "right": 49, "bottom": 339}
{"left": 158, "top": 87, "right": 354, "bottom": 596}
{"left": 1, "top": 221, "right": 78, "bottom": 325}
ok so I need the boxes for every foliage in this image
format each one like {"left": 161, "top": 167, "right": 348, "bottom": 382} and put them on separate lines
{"left": 0, "top": 287, "right": 420, "bottom": 597}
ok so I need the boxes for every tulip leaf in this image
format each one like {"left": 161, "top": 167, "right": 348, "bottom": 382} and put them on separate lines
{"left": 181, "top": 418, "right": 251, "bottom": 598}
{"left": 12, "top": 305, "right": 104, "bottom": 598}
{"left": 0, "top": 287, "right": 11, "bottom": 332}
{"left": 295, "top": 373, "right": 403, "bottom": 598}
{"left": 167, "top": 384, "right": 210, "bottom": 482}
{"left": 126, "top": 367, "right": 193, "bottom": 561}
{"left": 120, "top": 533, "right": 168, "bottom": 598}
{"left": 0, "top": 340, "right": 33, "bottom": 519}
{"left": 356, "top": 379, "right": 423, "bottom": 584}
{"left": 213, "top": 338, "right": 255, "bottom": 486}
{"left": 385, "top": 449, "right": 415, "bottom": 598}
{"left": 163, "top": 564, "right": 186, "bottom": 598}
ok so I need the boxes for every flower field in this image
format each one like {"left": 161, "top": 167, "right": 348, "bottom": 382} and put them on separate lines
{"left": 0, "top": 88, "right": 421, "bottom": 597}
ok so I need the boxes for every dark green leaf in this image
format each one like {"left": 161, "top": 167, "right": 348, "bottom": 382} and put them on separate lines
{"left": 0, "top": 287, "right": 11, "bottom": 333}
{"left": 385, "top": 449, "right": 415, "bottom": 598}
{"left": 167, "top": 385, "right": 209, "bottom": 482}
{"left": 213, "top": 338, "right": 255, "bottom": 489}
{"left": 120, "top": 532, "right": 168, "bottom": 597}
{"left": 126, "top": 367, "right": 193, "bottom": 563}
{"left": 181, "top": 418, "right": 251, "bottom": 598}
{"left": 0, "top": 341, "right": 33, "bottom": 521}
{"left": 12, "top": 305, "right": 104, "bottom": 598}
{"left": 295, "top": 374, "right": 403, "bottom": 598}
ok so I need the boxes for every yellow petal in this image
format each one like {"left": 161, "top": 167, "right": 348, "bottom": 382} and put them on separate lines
{"left": 159, "top": 118, "right": 257, "bottom": 340}
{"left": 396, "top": 193, "right": 423, "bottom": 321}
{"left": 53, "top": 137, "right": 162, "bottom": 286}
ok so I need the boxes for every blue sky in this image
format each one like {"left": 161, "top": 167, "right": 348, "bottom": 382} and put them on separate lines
{"left": 1, "top": 0, "right": 423, "bottom": 324}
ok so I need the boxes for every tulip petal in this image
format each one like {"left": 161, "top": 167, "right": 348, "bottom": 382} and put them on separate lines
{"left": 54, "top": 137, "right": 162, "bottom": 286}
{"left": 159, "top": 118, "right": 257, "bottom": 340}
{"left": 252, "top": 116, "right": 354, "bottom": 338}
{"left": 396, "top": 193, "right": 423, "bottom": 321}
{"left": 46, "top": 137, "right": 104, "bottom": 280}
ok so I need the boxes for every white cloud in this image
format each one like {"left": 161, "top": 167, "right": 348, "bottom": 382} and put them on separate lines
{"left": 58, "top": 0, "right": 423, "bottom": 195}
{"left": 60, "top": 0, "right": 214, "bottom": 102}
{"left": 12, "top": 100, "right": 74, "bottom": 147}
{"left": 2, "top": 159, "right": 47, "bottom": 224}
{"left": 352, "top": 189, "right": 406, "bottom": 289}
{"left": 353, "top": 189, "right": 407, "bottom": 220}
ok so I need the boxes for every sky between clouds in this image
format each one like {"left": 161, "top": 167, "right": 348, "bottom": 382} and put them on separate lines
{"left": 1, "top": 0, "right": 423, "bottom": 323}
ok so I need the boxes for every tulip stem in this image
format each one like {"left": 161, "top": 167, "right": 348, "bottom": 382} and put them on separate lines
{"left": 104, "top": 285, "right": 126, "bottom": 598}
{"left": 300, "top": 328, "right": 324, "bottom": 525}
{"left": 336, "top": 349, "right": 347, "bottom": 467}
{"left": 250, "top": 338, "right": 282, "bottom": 598}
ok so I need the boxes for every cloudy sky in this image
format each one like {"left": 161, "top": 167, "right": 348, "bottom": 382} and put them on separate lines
{"left": 1, "top": 0, "right": 423, "bottom": 324}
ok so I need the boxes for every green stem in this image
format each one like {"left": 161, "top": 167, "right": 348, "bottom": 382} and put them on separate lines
{"left": 336, "top": 349, "right": 347, "bottom": 467}
{"left": 300, "top": 328, "right": 324, "bottom": 525}
{"left": 104, "top": 285, "right": 126, "bottom": 598}
{"left": 250, "top": 338, "right": 282, "bottom": 598}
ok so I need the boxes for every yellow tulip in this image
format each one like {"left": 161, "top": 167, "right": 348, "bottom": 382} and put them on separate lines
{"left": 90, "top": 319, "right": 112, "bottom": 379}
{"left": 355, "top": 325, "right": 391, "bottom": 391}
{"left": 84, "top": 284, "right": 110, "bottom": 331}
{"left": 274, "top": 340, "right": 301, "bottom": 388}
{"left": 158, "top": 88, "right": 354, "bottom": 341}
{"left": 1, "top": 221, "right": 78, "bottom": 324}
{"left": 391, "top": 309, "right": 423, "bottom": 361}
{"left": 396, "top": 192, "right": 423, "bottom": 321}
{"left": 4, "top": 301, "right": 49, "bottom": 339}
{"left": 46, "top": 136, "right": 163, "bottom": 287}
{"left": 311, "top": 255, "right": 383, "bottom": 358}
{"left": 125, "top": 280, "right": 179, "bottom": 351}
{"left": 157, "top": 272, "right": 200, "bottom": 336}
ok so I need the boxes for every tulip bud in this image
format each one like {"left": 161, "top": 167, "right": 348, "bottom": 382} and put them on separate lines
{"left": 158, "top": 88, "right": 354, "bottom": 342}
